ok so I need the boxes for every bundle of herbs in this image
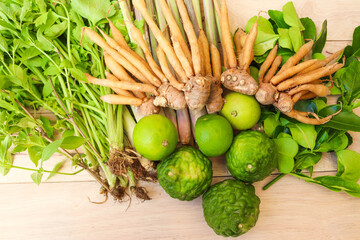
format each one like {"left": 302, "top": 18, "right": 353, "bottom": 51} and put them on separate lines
{"left": 0, "top": 0, "right": 156, "bottom": 201}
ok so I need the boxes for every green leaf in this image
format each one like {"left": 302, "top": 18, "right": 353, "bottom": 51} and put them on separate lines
{"left": 12, "top": 145, "right": 27, "bottom": 154}
{"left": 336, "top": 150, "right": 360, "bottom": 182}
{"left": 288, "top": 123, "right": 317, "bottom": 149}
{"left": 31, "top": 171, "right": 43, "bottom": 185}
{"left": 313, "top": 20, "right": 327, "bottom": 53}
{"left": 44, "top": 21, "right": 67, "bottom": 39}
{"left": 60, "top": 136, "right": 87, "bottom": 150}
{"left": 42, "top": 80, "right": 53, "bottom": 97}
{"left": 316, "top": 133, "right": 348, "bottom": 152}
{"left": 40, "top": 116, "right": 54, "bottom": 139}
{"left": 312, "top": 53, "right": 325, "bottom": 60}
{"left": 245, "top": 16, "right": 276, "bottom": 34}
{"left": 336, "top": 61, "right": 360, "bottom": 105}
{"left": 44, "top": 65, "right": 60, "bottom": 76}
{"left": 300, "top": 17, "right": 316, "bottom": 41}
{"left": 249, "top": 66, "right": 258, "bottom": 83}
{"left": 282, "top": 2, "right": 305, "bottom": 31}
{"left": 62, "top": 129, "right": 74, "bottom": 138}
{"left": 28, "top": 146, "right": 44, "bottom": 167}
{"left": 47, "top": 160, "right": 65, "bottom": 180}
{"left": 21, "top": 47, "right": 42, "bottom": 62}
{"left": 278, "top": 28, "right": 293, "bottom": 50}
{"left": 34, "top": 12, "right": 48, "bottom": 27}
{"left": 296, "top": 152, "right": 322, "bottom": 170}
{"left": 352, "top": 26, "right": 360, "bottom": 53}
{"left": 41, "top": 139, "right": 64, "bottom": 162}
{"left": 320, "top": 105, "right": 360, "bottom": 132}
{"left": 35, "top": 0, "right": 47, "bottom": 13}
{"left": 69, "top": 68, "right": 88, "bottom": 82}
{"left": 268, "top": 10, "right": 290, "bottom": 29}
{"left": 36, "top": 30, "right": 53, "bottom": 51}
{"left": 274, "top": 137, "right": 298, "bottom": 173}
{"left": 313, "top": 176, "right": 360, "bottom": 194}
{"left": 264, "top": 115, "right": 281, "bottom": 137}
{"left": 0, "top": 35, "right": 8, "bottom": 53}
{"left": 16, "top": 117, "right": 38, "bottom": 129}
{"left": 71, "top": 0, "right": 116, "bottom": 24}
{"left": 0, "top": 151, "right": 12, "bottom": 176}
{"left": 289, "top": 27, "right": 303, "bottom": 52}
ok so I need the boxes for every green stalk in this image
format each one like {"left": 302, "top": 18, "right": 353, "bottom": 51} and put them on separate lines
{"left": 123, "top": 107, "right": 137, "bottom": 147}
{"left": 203, "top": 0, "right": 218, "bottom": 45}
{"left": 191, "top": 0, "right": 203, "bottom": 30}
{"left": 155, "top": 0, "right": 169, "bottom": 38}
{"left": 145, "top": 0, "right": 159, "bottom": 63}
{"left": 167, "top": 0, "right": 187, "bottom": 40}
{"left": 119, "top": 0, "right": 145, "bottom": 58}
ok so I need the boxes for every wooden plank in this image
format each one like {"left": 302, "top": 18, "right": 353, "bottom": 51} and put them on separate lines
{"left": 226, "top": 0, "right": 360, "bottom": 41}
{"left": 0, "top": 173, "right": 359, "bottom": 240}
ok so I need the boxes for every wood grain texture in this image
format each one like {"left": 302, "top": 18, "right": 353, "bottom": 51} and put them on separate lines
{"left": 0, "top": 174, "right": 359, "bottom": 240}
{"left": 0, "top": 0, "right": 359, "bottom": 239}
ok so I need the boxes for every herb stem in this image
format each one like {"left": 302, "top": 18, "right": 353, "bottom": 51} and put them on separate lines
{"left": 263, "top": 174, "right": 285, "bottom": 190}
{"left": 7, "top": 164, "right": 84, "bottom": 175}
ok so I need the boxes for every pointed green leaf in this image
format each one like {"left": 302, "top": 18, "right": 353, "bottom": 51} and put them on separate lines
{"left": 41, "top": 139, "right": 64, "bottom": 162}
{"left": 288, "top": 123, "right": 317, "bottom": 149}
{"left": 274, "top": 137, "right": 298, "bottom": 173}
{"left": 61, "top": 136, "right": 87, "bottom": 150}
{"left": 28, "top": 146, "right": 44, "bottom": 167}
{"left": 31, "top": 171, "right": 43, "bottom": 185}
{"left": 47, "top": 160, "right": 65, "bottom": 180}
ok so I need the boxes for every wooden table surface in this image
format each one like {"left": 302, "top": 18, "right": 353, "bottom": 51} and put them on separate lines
{"left": 1, "top": 0, "right": 360, "bottom": 239}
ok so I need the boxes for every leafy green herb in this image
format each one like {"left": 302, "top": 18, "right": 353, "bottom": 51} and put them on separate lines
{"left": 313, "top": 20, "right": 327, "bottom": 53}
{"left": 278, "top": 28, "right": 292, "bottom": 50}
{"left": 282, "top": 2, "right": 305, "bottom": 30}
{"left": 268, "top": 10, "right": 290, "bottom": 29}
{"left": 61, "top": 136, "right": 88, "bottom": 150}
{"left": 288, "top": 123, "right": 317, "bottom": 149}
{"left": 274, "top": 137, "right": 298, "bottom": 173}
{"left": 300, "top": 17, "right": 316, "bottom": 41}
{"left": 71, "top": 0, "right": 116, "bottom": 24}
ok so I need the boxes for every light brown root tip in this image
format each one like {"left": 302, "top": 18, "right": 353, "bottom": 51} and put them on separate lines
{"left": 87, "top": 192, "right": 109, "bottom": 204}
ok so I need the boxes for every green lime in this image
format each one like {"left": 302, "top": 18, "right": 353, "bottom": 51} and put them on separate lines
{"left": 195, "top": 114, "right": 233, "bottom": 157}
{"left": 220, "top": 92, "right": 261, "bottom": 130}
{"left": 133, "top": 114, "right": 178, "bottom": 161}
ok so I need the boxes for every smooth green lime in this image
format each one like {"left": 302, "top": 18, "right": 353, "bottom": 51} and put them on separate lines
{"left": 226, "top": 130, "right": 276, "bottom": 183}
{"left": 195, "top": 114, "right": 233, "bottom": 157}
{"left": 133, "top": 114, "right": 178, "bottom": 161}
{"left": 220, "top": 92, "right": 261, "bottom": 130}
{"left": 157, "top": 146, "right": 213, "bottom": 201}
{"left": 202, "top": 179, "right": 260, "bottom": 237}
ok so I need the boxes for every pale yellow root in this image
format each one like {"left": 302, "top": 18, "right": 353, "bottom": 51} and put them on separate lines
{"left": 234, "top": 30, "right": 242, "bottom": 60}
{"left": 264, "top": 55, "right": 282, "bottom": 83}
{"left": 220, "top": 0, "right": 237, "bottom": 69}
{"left": 288, "top": 84, "right": 331, "bottom": 97}
{"left": 83, "top": 27, "right": 150, "bottom": 85}
{"left": 300, "top": 92, "right": 317, "bottom": 100}
{"left": 277, "top": 40, "right": 314, "bottom": 75}
{"left": 105, "top": 71, "right": 135, "bottom": 98}
{"left": 292, "top": 90, "right": 309, "bottom": 103}
{"left": 278, "top": 108, "right": 340, "bottom": 125}
{"left": 277, "top": 63, "right": 340, "bottom": 91}
{"left": 97, "top": 28, "right": 161, "bottom": 87}
{"left": 85, "top": 73, "right": 159, "bottom": 96}
{"left": 129, "top": 23, "right": 168, "bottom": 84}
{"left": 108, "top": 18, "right": 131, "bottom": 51}
{"left": 158, "top": 0, "right": 192, "bottom": 66}
{"left": 258, "top": 45, "right": 278, "bottom": 84}
{"left": 210, "top": 44, "right": 222, "bottom": 78}
{"left": 101, "top": 94, "right": 143, "bottom": 106}
{"left": 156, "top": 46, "right": 185, "bottom": 90}
{"left": 104, "top": 53, "right": 145, "bottom": 99}
{"left": 199, "top": 30, "right": 212, "bottom": 76}
{"left": 271, "top": 59, "right": 318, "bottom": 85}
{"left": 298, "top": 48, "right": 344, "bottom": 75}
{"left": 133, "top": 0, "right": 188, "bottom": 83}
{"left": 198, "top": 38, "right": 206, "bottom": 76}
{"left": 242, "top": 17, "right": 258, "bottom": 70}
{"left": 172, "top": 36, "right": 194, "bottom": 78}
{"left": 176, "top": 0, "right": 201, "bottom": 76}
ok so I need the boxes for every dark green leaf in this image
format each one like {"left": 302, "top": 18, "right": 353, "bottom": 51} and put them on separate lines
{"left": 313, "top": 20, "right": 327, "bottom": 53}
{"left": 294, "top": 100, "right": 317, "bottom": 113}
{"left": 47, "top": 160, "right": 65, "bottom": 180}
{"left": 336, "top": 150, "right": 360, "bottom": 182}
{"left": 296, "top": 152, "right": 322, "bottom": 170}
{"left": 336, "top": 60, "right": 360, "bottom": 104}
{"left": 352, "top": 26, "right": 360, "bottom": 52}
{"left": 41, "top": 139, "right": 64, "bottom": 162}
{"left": 282, "top": 2, "right": 305, "bottom": 30}
{"left": 60, "top": 136, "right": 87, "bottom": 150}
{"left": 316, "top": 133, "right": 348, "bottom": 152}
{"left": 71, "top": 0, "right": 116, "bottom": 24}
{"left": 40, "top": 116, "right": 54, "bottom": 139}
{"left": 314, "top": 176, "right": 360, "bottom": 194}
{"left": 249, "top": 66, "right": 259, "bottom": 83}
{"left": 300, "top": 17, "right": 316, "bottom": 41}
{"left": 268, "top": 10, "right": 290, "bottom": 29}
{"left": 31, "top": 171, "right": 43, "bottom": 185}
{"left": 28, "top": 146, "right": 43, "bottom": 167}
{"left": 319, "top": 105, "right": 360, "bottom": 132}
{"left": 264, "top": 115, "right": 281, "bottom": 137}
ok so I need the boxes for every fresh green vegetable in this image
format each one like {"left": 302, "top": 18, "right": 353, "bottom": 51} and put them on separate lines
{"left": 157, "top": 146, "right": 213, "bottom": 201}
{"left": 202, "top": 179, "right": 260, "bottom": 237}
{"left": 226, "top": 131, "right": 276, "bottom": 183}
